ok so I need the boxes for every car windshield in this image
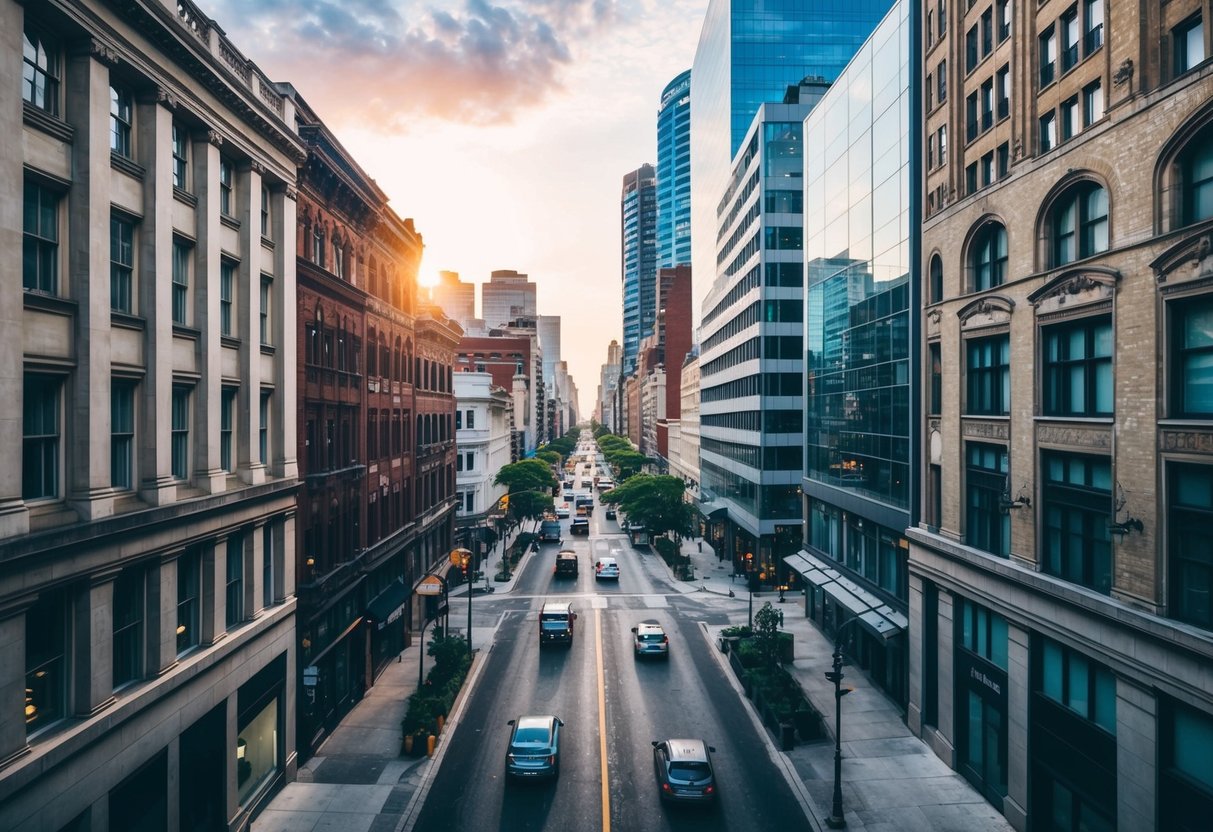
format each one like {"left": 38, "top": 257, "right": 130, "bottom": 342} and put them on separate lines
{"left": 668, "top": 761, "right": 711, "bottom": 781}
{"left": 638, "top": 633, "right": 664, "bottom": 643}
{"left": 540, "top": 613, "right": 568, "bottom": 622}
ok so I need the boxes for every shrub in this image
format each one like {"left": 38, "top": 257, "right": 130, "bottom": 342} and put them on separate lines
{"left": 721, "top": 625, "right": 753, "bottom": 639}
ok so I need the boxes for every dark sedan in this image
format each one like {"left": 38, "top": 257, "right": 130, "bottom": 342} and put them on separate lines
{"left": 506, "top": 715, "right": 563, "bottom": 780}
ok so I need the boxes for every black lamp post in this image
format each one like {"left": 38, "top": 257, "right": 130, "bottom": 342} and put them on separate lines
{"left": 824, "top": 616, "right": 864, "bottom": 829}
{"left": 451, "top": 547, "right": 474, "bottom": 654}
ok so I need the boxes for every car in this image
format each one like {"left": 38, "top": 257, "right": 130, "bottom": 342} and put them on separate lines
{"left": 595, "top": 557, "right": 620, "bottom": 580}
{"left": 605, "top": 507, "right": 617, "bottom": 520}
{"left": 555, "top": 503, "right": 571, "bottom": 519}
{"left": 539, "top": 601, "right": 577, "bottom": 645}
{"left": 632, "top": 622, "right": 669, "bottom": 659}
{"left": 570, "top": 518, "right": 590, "bottom": 535}
{"left": 506, "top": 715, "right": 563, "bottom": 780}
{"left": 554, "top": 551, "right": 578, "bottom": 578}
{"left": 651, "top": 739, "right": 717, "bottom": 804}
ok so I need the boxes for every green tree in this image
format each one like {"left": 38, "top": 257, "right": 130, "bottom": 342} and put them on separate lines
{"left": 752, "top": 602, "right": 785, "bottom": 669}
{"left": 493, "top": 459, "right": 557, "bottom": 494}
{"left": 506, "top": 490, "right": 554, "bottom": 523}
{"left": 601, "top": 474, "right": 694, "bottom": 539}
{"left": 535, "top": 450, "right": 561, "bottom": 467}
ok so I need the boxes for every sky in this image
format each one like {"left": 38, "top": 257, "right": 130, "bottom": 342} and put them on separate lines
{"left": 197, "top": 0, "right": 711, "bottom": 417}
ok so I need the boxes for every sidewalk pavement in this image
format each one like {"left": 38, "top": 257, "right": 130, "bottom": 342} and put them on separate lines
{"left": 661, "top": 536, "right": 1013, "bottom": 832}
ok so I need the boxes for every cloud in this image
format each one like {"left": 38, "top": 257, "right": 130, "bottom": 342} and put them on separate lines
{"left": 198, "top": 0, "right": 630, "bottom": 129}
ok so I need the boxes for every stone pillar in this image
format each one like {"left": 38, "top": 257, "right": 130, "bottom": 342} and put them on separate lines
{"left": 64, "top": 41, "right": 117, "bottom": 521}
{"left": 280, "top": 510, "right": 296, "bottom": 600}
{"left": 147, "top": 552, "right": 180, "bottom": 675}
{"left": 1003, "top": 623, "right": 1030, "bottom": 831}
{"left": 201, "top": 537, "right": 227, "bottom": 645}
{"left": 906, "top": 573, "right": 924, "bottom": 735}
{"left": 237, "top": 163, "right": 265, "bottom": 485}
{"left": 74, "top": 572, "right": 117, "bottom": 716}
{"left": 191, "top": 130, "right": 226, "bottom": 493}
{"left": 0, "top": 1, "right": 29, "bottom": 537}
{"left": 1115, "top": 678, "right": 1157, "bottom": 831}
{"left": 930, "top": 588, "right": 957, "bottom": 764}
{"left": 274, "top": 186, "right": 299, "bottom": 480}
{"left": 247, "top": 522, "right": 263, "bottom": 619}
{"left": 0, "top": 596, "right": 34, "bottom": 766}
{"left": 165, "top": 734, "right": 181, "bottom": 832}
{"left": 136, "top": 89, "right": 179, "bottom": 506}
{"left": 224, "top": 691, "right": 239, "bottom": 827}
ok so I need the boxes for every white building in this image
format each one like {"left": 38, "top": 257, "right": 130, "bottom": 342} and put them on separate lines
{"left": 454, "top": 372, "right": 512, "bottom": 522}
{"left": 669, "top": 349, "right": 700, "bottom": 491}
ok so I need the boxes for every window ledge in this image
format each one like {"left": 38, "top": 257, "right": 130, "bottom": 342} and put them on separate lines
{"left": 220, "top": 335, "right": 241, "bottom": 349}
{"left": 261, "top": 235, "right": 275, "bottom": 250}
{"left": 1158, "top": 419, "right": 1213, "bottom": 428}
{"left": 963, "top": 413, "right": 1010, "bottom": 420}
{"left": 259, "top": 343, "right": 276, "bottom": 356}
{"left": 22, "top": 102, "right": 73, "bottom": 143}
{"left": 220, "top": 214, "right": 241, "bottom": 231}
{"left": 110, "top": 152, "right": 145, "bottom": 180}
{"left": 1034, "top": 415, "right": 1115, "bottom": 424}
{"left": 172, "top": 324, "right": 201, "bottom": 340}
{"left": 173, "top": 187, "right": 197, "bottom": 208}
{"left": 23, "top": 291, "right": 77, "bottom": 316}
{"left": 110, "top": 311, "right": 145, "bottom": 330}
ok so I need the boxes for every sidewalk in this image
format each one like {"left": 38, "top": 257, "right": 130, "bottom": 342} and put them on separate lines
{"left": 662, "top": 536, "right": 1013, "bottom": 832}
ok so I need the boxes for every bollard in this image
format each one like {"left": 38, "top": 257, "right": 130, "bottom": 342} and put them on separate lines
{"left": 427, "top": 734, "right": 437, "bottom": 757}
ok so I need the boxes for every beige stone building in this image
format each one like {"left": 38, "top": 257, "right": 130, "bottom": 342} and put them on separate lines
{"left": 2, "top": 0, "right": 303, "bottom": 829}
{"left": 911, "top": 0, "right": 1213, "bottom": 828}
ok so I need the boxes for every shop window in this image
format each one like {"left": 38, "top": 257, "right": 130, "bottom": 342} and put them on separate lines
{"left": 25, "top": 590, "right": 67, "bottom": 735}
{"left": 1039, "top": 636, "right": 1116, "bottom": 732}
{"left": 1160, "top": 699, "right": 1213, "bottom": 829}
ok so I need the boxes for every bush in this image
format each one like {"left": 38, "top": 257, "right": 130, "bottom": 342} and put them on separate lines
{"left": 401, "top": 636, "right": 472, "bottom": 742}
{"left": 721, "top": 625, "right": 753, "bottom": 639}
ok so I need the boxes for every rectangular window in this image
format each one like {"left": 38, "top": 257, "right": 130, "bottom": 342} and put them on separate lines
{"left": 997, "top": 143, "right": 1010, "bottom": 179}
{"left": 263, "top": 523, "right": 276, "bottom": 608}
{"left": 1038, "top": 636, "right": 1116, "bottom": 733}
{"left": 981, "top": 8, "right": 993, "bottom": 56}
{"left": 25, "top": 591, "right": 67, "bottom": 735}
{"left": 982, "top": 152, "right": 996, "bottom": 187}
{"left": 1040, "top": 111, "right": 1057, "bottom": 152}
{"left": 260, "top": 276, "right": 272, "bottom": 345}
{"left": 111, "top": 381, "right": 135, "bottom": 490}
{"left": 966, "top": 93, "right": 979, "bottom": 141}
{"left": 1084, "top": 0, "right": 1103, "bottom": 53}
{"left": 1175, "top": 15, "right": 1205, "bottom": 76}
{"left": 219, "top": 159, "right": 233, "bottom": 216}
{"left": 455, "top": 410, "right": 462, "bottom": 430}
{"left": 998, "top": 0, "right": 1011, "bottom": 41}
{"left": 1083, "top": 81, "right": 1104, "bottom": 127}
{"left": 958, "top": 597, "right": 1009, "bottom": 670}
{"left": 23, "top": 181, "right": 59, "bottom": 294}
{"left": 172, "top": 123, "right": 188, "bottom": 190}
{"left": 112, "top": 568, "right": 144, "bottom": 689}
{"left": 1040, "top": 27, "right": 1057, "bottom": 86}
{"left": 171, "top": 242, "right": 190, "bottom": 326}
{"left": 938, "top": 60, "right": 947, "bottom": 102}
{"left": 109, "top": 85, "right": 133, "bottom": 158}
{"left": 22, "top": 29, "right": 60, "bottom": 114}
{"left": 1174, "top": 295, "right": 1213, "bottom": 417}
{"left": 926, "top": 73, "right": 933, "bottom": 111}
{"left": 23, "top": 374, "right": 60, "bottom": 501}
{"left": 996, "top": 66, "right": 1010, "bottom": 120}
{"left": 220, "top": 262, "right": 235, "bottom": 337}
{"left": 967, "top": 443, "right": 1010, "bottom": 557}
{"left": 967, "top": 335, "right": 1010, "bottom": 414}
{"left": 176, "top": 549, "right": 200, "bottom": 655}
{"left": 260, "top": 390, "right": 271, "bottom": 464}
{"left": 467, "top": 409, "right": 475, "bottom": 429}
{"left": 981, "top": 80, "right": 994, "bottom": 131}
{"left": 939, "top": 0, "right": 947, "bottom": 34}
{"left": 966, "top": 25, "right": 980, "bottom": 71}
{"left": 1168, "top": 463, "right": 1213, "bottom": 630}
{"left": 1042, "top": 451, "right": 1112, "bottom": 594}
{"left": 110, "top": 214, "right": 135, "bottom": 313}
{"left": 220, "top": 387, "right": 236, "bottom": 472}
{"left": 260, "top": 184, "right": 270, "bottom": 237}
{"left": 1061, "top": 9, "right": 1080, "bottom": 72}
{"left": 939, "top": 125, "right": 948, "bottom": 165}
{"left": 1165, "top": 699, "right": 1213, "bottom": 800}
{"left": 1043, "top": 315, "right": 1113, "bottom": 416}
{"left": 929, "top": 343, "right": 942, "bottom": 415}
{"left": 171, "top": 385, "right": 190, "bottom": 480}
{"left": 966, "top": 163, "right": 979, "bottom": 195}
{"left": 1061, "top": 97, "right": 1078, "bottom": 140}
{"left": 226, "top": 534, "right": 244, "bottom": 628}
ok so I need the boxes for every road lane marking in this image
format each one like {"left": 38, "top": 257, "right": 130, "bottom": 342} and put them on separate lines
{"left": 595, "top": 608, "right": 611, "bottom": 832}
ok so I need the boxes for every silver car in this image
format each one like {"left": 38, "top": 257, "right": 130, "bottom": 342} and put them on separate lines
{"left": 632, "top": 622, "right": 670, "bottom": 659}
{"left": 652, "top": 738, "right": 718, "bottom": 804}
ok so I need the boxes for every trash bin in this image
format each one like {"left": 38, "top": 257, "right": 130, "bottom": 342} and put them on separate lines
{"left": 780, "top": 722, "right": 796, "bottom": 751}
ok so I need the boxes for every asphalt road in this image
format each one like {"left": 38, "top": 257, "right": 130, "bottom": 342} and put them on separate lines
{"left": 412, "top": 443, "right": 814, "bottom": 832}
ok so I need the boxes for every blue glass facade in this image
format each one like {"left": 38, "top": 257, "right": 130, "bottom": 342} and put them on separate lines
{"left": 692, "top": 0, "right": 895, "bottom": 317}
{"left": 621, "top": 164, "right": 657, "bottom": 375}
{"left": 657, "top": 70, "right": 692, "bottom": 269}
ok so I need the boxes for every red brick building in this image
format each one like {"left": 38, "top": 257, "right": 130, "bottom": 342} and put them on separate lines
{"left": 655, "top": 265, "right": 692, "bottom": 458}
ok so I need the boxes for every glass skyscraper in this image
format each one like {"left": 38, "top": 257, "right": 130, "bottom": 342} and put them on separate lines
{"left": 621, "top": 164, "right": 657, "bottom": 376}
{"left": 657, "top": 70, "right": 692, "bottom": 269}
{"left": 691, "top": 0, "right": 895, "bottom": 315}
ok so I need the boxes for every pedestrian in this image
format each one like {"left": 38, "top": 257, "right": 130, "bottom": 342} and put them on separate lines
{"left": 697, "top": 540, "right": 702, "bottom": 553}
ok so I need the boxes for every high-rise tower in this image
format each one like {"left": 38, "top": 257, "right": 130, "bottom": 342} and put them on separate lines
{"left": 621, "top": 164, "right": 658, "bottom": 375}
{"left": 657, "top": 70, "right": 692, "bottom": 269}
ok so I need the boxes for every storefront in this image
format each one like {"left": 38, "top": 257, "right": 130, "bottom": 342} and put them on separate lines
{"left": 953, "top": 596, "right": 1009, "bottom": 806}
{"left": 299, "top": 581, "right": 366, "bottom": 756}
{"left": 236, "top": 656, "right": 287, "bottom": 814}
{"left": 367, "top": 577, "right": 409, "bottom": 676}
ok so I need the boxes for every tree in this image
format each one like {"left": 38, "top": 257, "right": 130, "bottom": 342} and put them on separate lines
{"left": 493, "top": 459, "right": 557, "bottom": 494}
{"left": 507, "top": 490, "right": 554, "bottom": 523}
{"left": 601, "top": 474, "right": 694, "bottom": 540}
{"left": 753, "top": 602, "right": 785, "bottom": 669}
{"left": 534, "top": 450, "right": 561, "bottom": 467}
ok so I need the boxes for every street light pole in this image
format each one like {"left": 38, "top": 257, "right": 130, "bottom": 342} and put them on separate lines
{"left": 824, "top": 616, "right": 863, "bottom": 829}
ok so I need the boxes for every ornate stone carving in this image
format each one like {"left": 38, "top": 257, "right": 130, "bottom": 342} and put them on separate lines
{"left": 1037, "top": 424, "right": 1112, "bottom": 449}
{"left": 249, "top": 160, "right": 266, "bottom": 175}
{"left": 1029, "top": 266, "right": 1120, "bottom": 315}
{"left": 958, "top": 294, "right": 1014, "bottom": 329}
{"left": 285, "top": 186, "right": 299, "bottom": 201}
{"left": 1113, "top": 59, "right": 1134, "bottom": 87}
{"left": 926, "top": 308, "right": 942, "bottom": 324}
{"left": 206, "top": 129, "right": 224, "bottom": 148}
{"left": 1153, "top": 231, "right": 1213, "bottom": 284}
{"left": 1160, "top": 429, "right": 1213, "bottom": 454}
{"left": 84, "top": 37, "right": 120, "bottom": 67}
{"left": 963, "top": 420, "right": 1010, "bottom": 441}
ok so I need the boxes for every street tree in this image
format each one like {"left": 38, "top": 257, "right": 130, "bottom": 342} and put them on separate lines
{"left": 507, "top": 490, "right": 554, "bottom": 523}
{"left": 753, "top": 602, "right": 785, "bottom": 669}
{"left": 493, "top": 459, "right": 557, "bottom": 495}
{"left": 601, "top": 474, "right": 694, "bottom": 539}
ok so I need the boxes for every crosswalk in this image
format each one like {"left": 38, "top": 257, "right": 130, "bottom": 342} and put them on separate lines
{"left": 475, "top": 591, "right": 738, "bottom": 615}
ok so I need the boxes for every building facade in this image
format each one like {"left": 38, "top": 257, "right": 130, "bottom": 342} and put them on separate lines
{"left": 453, "top": 371, "right": 509, "bottom": 544}
{"left": 698, "top": 80, "right": 828, "bottom": 580}
{"left": 785, "top": 0, "right": 918, "bottom": 709}
{"left": 910, "top": 0, "right": 1213, "bottom": 829}
{"left": 479, "top": 269, "right": 536, "bottom": 331}
{"left": 654, "top": 265, "right": 694, "bottom": 460}
{"left": 669, "top": 350, "right": 701, "bottom": 492}
{"left": 428, "top": 270, "right": 474, "bottom": 330}
{"left": 657, "top": 69, "right": 692, "bottom": 269}
{"left": 456, "top": 334, "right": 540, "bottom": 457}
{"left": 3, "top": 1, "right": 302, "bottom": 829}
{"left": 690, "top": 0, "right": 897, "bottom": 314}
{"left": 621, "top": 164, "right": 658, "bottom": 375}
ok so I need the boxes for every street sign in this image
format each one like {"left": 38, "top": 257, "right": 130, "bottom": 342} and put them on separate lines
{"left": 416, "top": 575, "right": 444, "bottom": 596}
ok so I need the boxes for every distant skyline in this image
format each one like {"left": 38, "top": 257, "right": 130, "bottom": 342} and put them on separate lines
{"left": 197, "top": 0, "right": 710, "bottom": 417}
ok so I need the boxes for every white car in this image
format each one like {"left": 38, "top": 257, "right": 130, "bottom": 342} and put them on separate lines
{"left": 555, "top": 503, "right": 571, "bottom": 519}
{"left": 595, "top": 557, "right": 620, "bottom": 580}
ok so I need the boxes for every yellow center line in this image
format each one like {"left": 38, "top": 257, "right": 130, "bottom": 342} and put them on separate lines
{"left": 595, "top": 608, "right": 611, "bottom": 832}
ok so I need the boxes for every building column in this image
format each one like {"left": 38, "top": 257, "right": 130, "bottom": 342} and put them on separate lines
{"left": 280, "top": 510, "right": 296, "bottom": 601}
{"left": 247, "top": 520, "right": 265, "bottom": 619}
{"left": 929, "top": 587, "right": 957, "bottom": 765}
{"left": 907, "top": 573, "right": 924, "bottom": 735}
{"left": 147, "top": 551, "right": 180, "bottom": 675}
{"left": 273, "top": 186, "right": 299, "bottom": 480}
{"left": 1115, "top": 677, "right": 1157, "bottom": 831}
{"left": 74, "top": 571, "right": 118, "bottom": 717}
{"left": 137, "top": 90, "right": 179, "bottom": 506}
{"left": 1003, "top": 622, "right": 1030, "bottom": 831}
{"left": 165, "top": 734, "right": 181, "bottom": 832}
{"left": 237, "top": 163, "right": 266, "bottom": 485}
{"left": 0, "top": 596, "right": 35, "bottom": 766}
{"left": 224, "top": 691, "right": 239, "bottom": 827}
{"left": 64, "top": 41, "right": 117, "bottom": 521}
{"left": 201, "top": 537, "right": 227, "bottom": 646}
{"left": 191, "top": 130, "right": 226, "bottom": 493}
{"left": 0, "top": 1, "right": 29, "bottom": 537}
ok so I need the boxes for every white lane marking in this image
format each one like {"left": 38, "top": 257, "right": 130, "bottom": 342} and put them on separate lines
{"left": 642, "top": 595, "right": 669, "bottom": 608}
{"left": 590, "top": 595, "right": 609, "bottom": 609}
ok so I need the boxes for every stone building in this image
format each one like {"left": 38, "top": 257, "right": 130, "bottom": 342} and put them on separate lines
{"left": 911, "top": 0, "right": 1213, "bottom": 828}
{"left": 2, "top": 0, "right": 301, "bottom": 829}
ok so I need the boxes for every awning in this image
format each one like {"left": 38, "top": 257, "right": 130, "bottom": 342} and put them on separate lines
{"left": 785, "top": 552, "right": 837, "bottom": 588}
{"left": 367, "top": 579, "right": 409, "bottom": 631}
{"left": 697, "top": 499, "right": 728, "bottom": 520}
{"left": 859, "top": 609, "right": 902, "bottom": 640}
{"left": 822, "top": 581, "right": 870, "bottom": 617}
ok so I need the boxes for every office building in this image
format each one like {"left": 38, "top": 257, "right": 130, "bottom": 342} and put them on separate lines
{"left": 669, "top": 349, "right": 701, "bottom": 492}
{"left": 698, "top": 78, "right": 829, "bottom": 579}
{"left": 429, "top": 270, "right": 475, "bottom": 330}
{"left": 621, "top": 164, "right": 658, "bottom": 375}
{"left": 784, "top": 0, "right": 917, "bottom": 709}
{"left": 480, "top": 269, "right": 536, "bottom": 331}
{"left": 537, "top": 314, "right": 562, "bottom": 389}
{"left": 456, "top": 333, "right": 540, "bottom": 458}
{"left": 909, "top": 0, "right": 1213, "bottom": 828}
{"left": 597, "top": 340, "right": 622, "bottom": 433}
{"left": 654, "top": 265, "right": 694, "bottom": 459}
{"left": 657, "top": 69, "right": 692, "bottom": 269}
{"left": 2, "top": 2, "right": 300, "bottom": 828}
{"left": 690, "top": 0, "right": 896, "bottom": 313}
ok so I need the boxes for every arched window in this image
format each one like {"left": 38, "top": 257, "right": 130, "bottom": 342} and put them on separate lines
{"left": 367, "top": 327, "right": 377, "bottom": 376}
{"left": 1051, "top": 182, "right": 1108, "bottom": 267}
{"left": 379, "top": 334, "right": 389, "bottom": 382}
{"left": 405, "top": 339, "right": 414, "bottom": 384}
{"left": 971, "top": 222, "right": 1008, "bottom": 291}
{"left": 394, "top": 337, "right": 403, "bottom": 382}
{"left": 311, "top": 224, "right": 325, "bottom": 266}
{"left": 368, "top": 258, "right": 378, "bottom": 297}
{"left": 1181, "top": 131, "right": 1213, "bottom": 226}
{"left": 929, "top": 254, "right": 944, "bottom": 303}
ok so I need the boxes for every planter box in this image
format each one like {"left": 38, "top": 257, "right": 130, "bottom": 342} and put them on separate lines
{"left": 777, "top": 632, "right": 794, "bottom": 664}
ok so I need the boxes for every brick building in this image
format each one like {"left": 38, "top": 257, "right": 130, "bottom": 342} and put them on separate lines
{"left": 911, "top": 0, "right": 1213, "bottom": 828}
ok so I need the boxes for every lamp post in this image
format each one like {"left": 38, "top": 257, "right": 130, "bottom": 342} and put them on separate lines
{"left": 450, "top": 547, "right": 474, "bottom": 654}
{"left": 824, "top": 616, "right": 864, "bottom": 829}
{"left": 744, "top": 552, "right": 755, "bottom": 628}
